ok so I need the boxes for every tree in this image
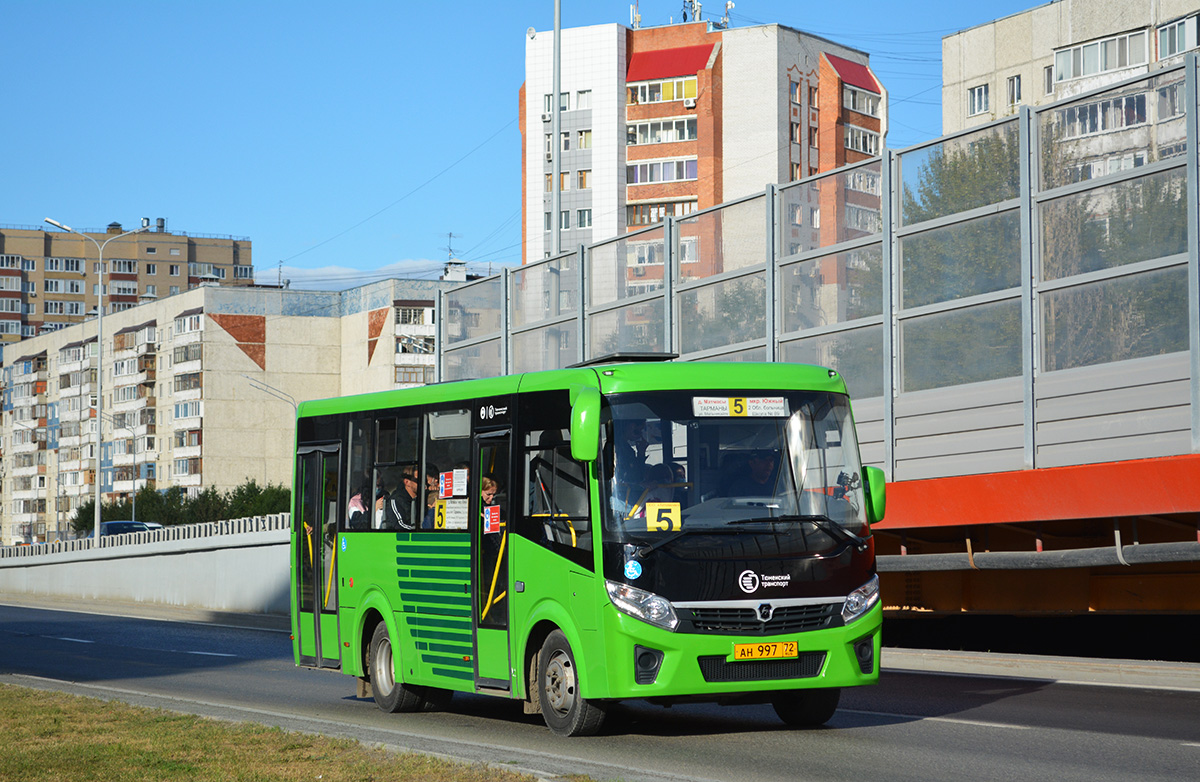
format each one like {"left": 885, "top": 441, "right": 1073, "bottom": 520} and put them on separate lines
{"left": 68, "top": 479, "right": 291, "bottom": 537}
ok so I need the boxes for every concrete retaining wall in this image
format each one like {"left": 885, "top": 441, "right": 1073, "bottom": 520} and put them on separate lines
{"left": 0, "top": 515, "right": 291, "bottom": 615}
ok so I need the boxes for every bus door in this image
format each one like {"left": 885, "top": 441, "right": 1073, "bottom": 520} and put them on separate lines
{"left": 295, "top": 443, "right": 342, "bottom": 669}
{"left": 473, "top": 429, "right": 511, "bottom": 688}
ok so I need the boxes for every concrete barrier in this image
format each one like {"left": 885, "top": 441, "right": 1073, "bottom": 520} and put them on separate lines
{"left": 0, "top": 514, "right": 291, "bottom": 615}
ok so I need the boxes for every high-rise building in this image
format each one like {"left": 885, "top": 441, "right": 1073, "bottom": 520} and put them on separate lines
{"left": 520, "top": 18, "right": 886, "bottom": 263}
{"left": 0, "top": 277, "right": 457, "bottom": 545}
{"left": 0, "top": 220, "right": 253, "bottom": 344}
{"left": 941, "top": 0, "right": 1199, "bottom": 134}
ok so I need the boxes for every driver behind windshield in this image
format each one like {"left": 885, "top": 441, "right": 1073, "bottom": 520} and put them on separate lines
{"left": 726, "top": 449, "right": 780, "bottom": 499}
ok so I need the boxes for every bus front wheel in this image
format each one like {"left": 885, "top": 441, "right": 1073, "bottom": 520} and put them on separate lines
{"left": 772, "top": 687, "right": 840, "bottom": 727}
{"left": 369, "top": 623, "right": 424, "bottom": 713}
{"left": 538, "top": 630, "right": 606, "bottom": 736}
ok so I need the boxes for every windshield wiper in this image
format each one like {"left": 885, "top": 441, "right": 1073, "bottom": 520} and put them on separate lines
{"left": 728, "top": 514, "right": 869, "bottom": 552}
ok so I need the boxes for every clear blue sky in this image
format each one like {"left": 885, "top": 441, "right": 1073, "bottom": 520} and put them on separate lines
{"left": 3, "top": 0, "right": 1037, "bottom": 289}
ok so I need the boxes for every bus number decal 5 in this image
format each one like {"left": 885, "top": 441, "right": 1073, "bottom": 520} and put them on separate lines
{"left": 646, "top": 502, "right": 681, "bottom": 532}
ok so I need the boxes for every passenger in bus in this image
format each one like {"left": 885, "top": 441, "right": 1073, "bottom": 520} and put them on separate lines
{"left": 380, "top": 464, "right": 420, "bottom": 530}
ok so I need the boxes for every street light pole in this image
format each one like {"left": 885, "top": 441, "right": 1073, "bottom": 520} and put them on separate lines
{"left": 44, "top": 217, "right": 150, "bottom": 545}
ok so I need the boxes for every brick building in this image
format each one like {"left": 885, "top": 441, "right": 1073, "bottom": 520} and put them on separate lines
{"left": 520, "top": 17, "right": 886, "bottom": 264}
{"left": 0, "top": 220, "right": 253, "bottom": 344}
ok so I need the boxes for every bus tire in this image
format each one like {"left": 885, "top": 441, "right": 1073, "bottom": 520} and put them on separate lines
{"left": 369, "top": 623, "right": 424, "bottom": 713}
{"left": 772, "top": 687, "right": 841, "bottom": 727}
{"left": 538, "top": 630, "right": 606, "bottom": 736}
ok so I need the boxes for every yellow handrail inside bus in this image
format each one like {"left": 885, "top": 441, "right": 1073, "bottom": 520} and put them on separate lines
{"left": 481, "top": 527, "right": 507, "bottom": 622}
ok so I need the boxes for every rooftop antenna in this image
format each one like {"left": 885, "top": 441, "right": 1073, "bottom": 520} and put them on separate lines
{"left": 630, "top": 1, "right": 641, "bottom": 29}
{"left": 723, "top": 0, "right": 733, "bottom": 27}
{"left": 442, "top": 232, "right": 461, "bottom": 262}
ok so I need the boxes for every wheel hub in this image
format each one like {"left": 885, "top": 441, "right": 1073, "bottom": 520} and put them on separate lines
{"left": 544, "top": 651, "right": 576, "bottom": 714}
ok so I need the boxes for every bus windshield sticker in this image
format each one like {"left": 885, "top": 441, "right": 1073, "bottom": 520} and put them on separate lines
{"left": 453, "top": 468, "right": 468, "bottom": 496}
{"left": 624, "top": 560, "right": 643, "bottom": 580}
{"left": 645, "top": 502, "right": 682, "bottom": 532}
{"left": 483, "top": 505, "right": 502, "bottom": 534}
{"left": 692, "top": 396, "right": 789, "bottom": 417}
{"left": 443, "top": 499, "right": 469, "bottom": 530}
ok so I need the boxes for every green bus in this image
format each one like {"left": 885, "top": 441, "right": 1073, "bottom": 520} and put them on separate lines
{"left": 291, "top": 359, "right": 885, "bottom": 736}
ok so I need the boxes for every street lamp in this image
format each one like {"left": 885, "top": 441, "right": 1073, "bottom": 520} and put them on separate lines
{"left": 44, "top": 217, "right": 151, "bottom": 545}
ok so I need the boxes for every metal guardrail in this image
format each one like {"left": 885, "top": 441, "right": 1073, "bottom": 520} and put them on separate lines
{"left": 0, "top": 514, "right": 290, "bottom": 560}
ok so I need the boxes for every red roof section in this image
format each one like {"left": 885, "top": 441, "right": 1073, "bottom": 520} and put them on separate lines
{"left": 627, "top": 44, "right": 714, "bottom": 83}
{"left": 824, "top": 53, "right": 881, "bottom": 94}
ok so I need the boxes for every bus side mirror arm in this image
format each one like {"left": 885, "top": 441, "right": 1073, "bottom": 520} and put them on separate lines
{"left": 863, "top": 465, "right": 886, "bottom": 525}
{"left": 569, "top": 387, "right": 601, "bottom": 463}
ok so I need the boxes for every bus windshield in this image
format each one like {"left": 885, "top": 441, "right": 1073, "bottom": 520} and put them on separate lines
{"left": 600, "top": 390, "right": 868, "bottom": 585}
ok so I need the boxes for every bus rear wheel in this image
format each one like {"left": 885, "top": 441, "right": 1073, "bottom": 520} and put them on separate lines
{"left": 772, "top": 687, "right": 841, "bottom": 727}
{"left": 369, "top": 623, "right": 424, "bottom": 713}
{"left": 538, "top": 630, "right": 606, "bottom": 736}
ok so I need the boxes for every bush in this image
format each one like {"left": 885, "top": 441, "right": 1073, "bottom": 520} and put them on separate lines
{"left": 69, "top": 480, "right": 291, "bottom": 537}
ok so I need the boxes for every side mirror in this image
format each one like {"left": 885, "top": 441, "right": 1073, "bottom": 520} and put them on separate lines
{"left": 863, "top": 465, "right": 886, "bottom": 524}
{"left": 569, "top": 387, "right": 601, "bottom": 463}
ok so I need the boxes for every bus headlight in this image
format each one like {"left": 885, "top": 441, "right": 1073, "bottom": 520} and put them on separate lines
{"left": 841, "top": 574, "right": 880, "bottom": 624}
{"left": 606, "top": 580, "right": 678, "bottom": 631}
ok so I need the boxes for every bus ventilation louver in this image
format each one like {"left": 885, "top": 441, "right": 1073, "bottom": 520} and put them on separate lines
{"left": 685, "top": 604, "right": 839, "bottom": 635}
{"left": 697, "top": 653, "right": 826, "bottom": 683}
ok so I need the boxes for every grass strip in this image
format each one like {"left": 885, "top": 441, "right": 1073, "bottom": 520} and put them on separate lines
{"left": 1, "top": 684, "right": 564, "bottom": 782}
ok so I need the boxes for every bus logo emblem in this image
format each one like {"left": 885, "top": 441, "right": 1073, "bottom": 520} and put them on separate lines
{"left": 738, "top": 570, "right": 760, "bottom": 593}
{"left": 757, "top": 603, "right": 774, "bottom": 622}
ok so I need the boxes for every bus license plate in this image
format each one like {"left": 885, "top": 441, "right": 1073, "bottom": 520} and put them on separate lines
{"left": 733, "top": 641, "right": 798, "bottom": 661}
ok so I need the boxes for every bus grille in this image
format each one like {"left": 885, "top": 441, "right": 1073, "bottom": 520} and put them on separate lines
{"left": 684, "top": 603, "right": 840, "bottom": 635}
{"left": 697, "top": 652, "right": 826, "bottom": 682}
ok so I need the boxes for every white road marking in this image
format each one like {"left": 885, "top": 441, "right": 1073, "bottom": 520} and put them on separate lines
{"left": 841, "top": 708, "right": 1030, "bottom": 730}
{"left": 50, "top": 637, "right": 95, "bottom": 644}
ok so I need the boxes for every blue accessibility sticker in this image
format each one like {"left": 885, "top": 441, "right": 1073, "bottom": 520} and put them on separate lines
{"left": 624, "top": 560, "right": 642, "bottom": 580}
{"left": 340, "top": 536, "right": 347, "bottom": 552}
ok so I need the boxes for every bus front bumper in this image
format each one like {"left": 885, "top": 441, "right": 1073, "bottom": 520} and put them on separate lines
{"left": 591, "top": 602, "right": 882, "bottom": 702}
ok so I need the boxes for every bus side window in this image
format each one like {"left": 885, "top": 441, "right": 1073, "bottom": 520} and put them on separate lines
{"left": 345, "top": 418, "right": 374, "bottom": 530}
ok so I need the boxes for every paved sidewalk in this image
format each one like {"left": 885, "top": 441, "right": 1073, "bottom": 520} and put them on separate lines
{"left": 5, "top": 594, "right": 1199, "bottom": 691}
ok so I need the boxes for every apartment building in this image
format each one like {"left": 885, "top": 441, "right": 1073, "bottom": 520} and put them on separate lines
{"left": 0, "top": 277, "right": 456, "bottom": 545}
{"left": 0, "top": 219, "right": 253, "bottom": 344}
{"left": 520, "top": 17, "right": 886, "bottom": 263}
{"left": 942, "top": 0, "right": 1200, "bottom": 133}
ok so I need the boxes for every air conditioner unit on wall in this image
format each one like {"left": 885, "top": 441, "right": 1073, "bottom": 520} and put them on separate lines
{"left": 542, "top": 112, "right": 552, "bottom": 122}
{"left": 683, "top": 97, "right": 697, "bottom": 109}
{"left": 545, "top": 152, "right": 553, "bottom": 162}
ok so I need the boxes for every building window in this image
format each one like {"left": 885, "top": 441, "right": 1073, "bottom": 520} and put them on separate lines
{"left": 1006, "top": 75, "right": 1021, "bottom": 107}
{"left": 544, "top": 173, "right": 552, "bottom": 193}
{"left": 169, "top": 265, "right": 180, "bottom": 276}
{"left": 790, "top": 80, "right": 801, "bottom": 103}
{"left": 968, "top": 84, "right": 989, "bottom": 116}
{"left": 627, "top": 76, "right": 697, "bottom": 105}
{"left": 844, "top": 125, "right": 880, "bottom": 155}
{"left": 395, "top": 365, "right": 435, "bottom": 385}
{"left": 544, "top": 212, "right": 552, "bottom": 232}
{"left": 1044, "top": 65, "right": 1054, "bottom": 95}
{"left": 791, "top": 122, "right": 802, "bottom": 144}
{"left": 170, "top": 285, "right": 180, "bottom": 295}
{"left": 145, "top": 247, "right": 157, "bottom": 255}
{"left": 170, "top": 248, "right": 181, "bottom": 256}
{"left": 1055, "top": 31, "right": 1147, "bottom": 82}
{"left": 44, "top": 279, "right": 62, "bottom": 293}
{"left": 577, "top": 209, "right": 592, "bottom": 228}
{"left": 560, "top": 211, "right": 570, "bottom": 230}
{"left": 626, "top": 157, "right": 699, "bottom": 184}
{"left": 843, "top": 86, "right": 880, "bottom": 117}
{"left": 577, "top": 129, "right": 592, "bottom": 149}
{"left": 561, "top": 132, "right": 570, "bottom": 151}
{"left": 559, "top": 172, "right": 570, "bottom": 191}
{"left": 112, "top": 259, "right": 137, "bottom": 273}
{"left": 626, "top": 200, "right": 697, "bottom": 226}
{"left": 576, "top": 89, "right": 591, "bottom": 109}
{"left": 791, "top": 162, "right": 802, "bottom": 181}
{"left": 175, "top": 313, "right": 202, "bottom": 333}
{"left": 233, "top": 265, "right": 252, "bottom": 279}
{"left": 146, "top": 263, "right": 157, "bottom": 275}
{"left": 626, "top": 118, "right": 697, "bottom": 146}
{"left": 145, "top": 285, "right": 157, "bottom": 297}
{"left": 1158, "top": 18, "right": 1190, "bottom": 58}
{"left": 577, "top": 169, "right": 590, "bottom": 189}
{"left": 396, "top": 307, "right": 424, "bottom": 325}
{"left": 396, "top": 335, "right": 435, "bottom": 354}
